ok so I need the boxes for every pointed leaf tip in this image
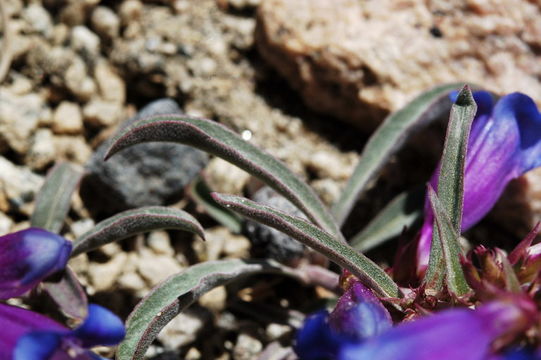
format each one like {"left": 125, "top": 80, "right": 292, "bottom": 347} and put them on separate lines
{"left": 454, "top": 85, "right": 475, "bottom": 107}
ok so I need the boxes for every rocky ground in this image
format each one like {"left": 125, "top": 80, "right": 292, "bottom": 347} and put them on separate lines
{"left": 1, "top": 0, "right": 541, "bottom": 359}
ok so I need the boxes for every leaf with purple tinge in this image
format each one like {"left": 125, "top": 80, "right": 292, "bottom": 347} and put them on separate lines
{"left": 45, "top": 267, "right": 88, "bottom": 320}
{"left": 30, "top": 162, "right": 82, "bottom": 233}
{"left": 332, "top": 83, "right": 468, "bottom": 225}
{"left": 117, "top": 259, "right": 307, "bottom": 360}
{"left": 211, "top": 192, "right": 401, "bottom": 299}
{"left": 71, "top": 206, "right": 205, "bottom": 257}
{"left": 103, "top": 113, "right": 344, "bottom": 243}
{"left": 426, "top": 185, "right": 470, "bottom": 295}
{"left": 424, "top": 86, "right": 476, "bottom": 293}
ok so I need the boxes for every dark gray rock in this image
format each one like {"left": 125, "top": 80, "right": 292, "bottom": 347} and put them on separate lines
{"left": 243, "top": 187, "right": 305, "bottom": 263}
{"left": 79, "top": 99, "right": 208, "bottom": 218}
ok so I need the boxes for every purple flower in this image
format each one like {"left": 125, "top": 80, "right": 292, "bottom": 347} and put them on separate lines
{"left": 295, "top": 284, "right": 536, "bottom": 360}
{"left": 1, "top": 303, "right": 125, "bottom": 360}
{"left": 295, "top": 280, "right": 391, "bottom": 360}
{"left": 417, "top": 92, "right": 541, "bottom": 273}
{"left": 0, "top": 228, "right": 125, "bottom": 359}
{"left": 0, "top": 228, "right": 71, "bottom": 299}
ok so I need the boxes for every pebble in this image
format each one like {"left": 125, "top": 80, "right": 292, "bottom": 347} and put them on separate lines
{"left": 52, "top": 101, "right": 84, "bottom": 134}
{"left": 157, "top": 309, "right": 209, "bottom": 349}
{"left": 119, "top": 0, "right": 143, "bottom": 25}
{"left": 136, "top": 248, "right": 183, "bottom": 286}
{"left": 23, "top": 4, "right": 53, "bottom": 38}
{"left": 70, "top": 26, "right": 101, "bottom": 57}
{"left": 52, "top": 135, "right": 92, "bottom": 164}
{"left": 233, "top": 333, "right": 263, "bottom": 360}
{"left": 0, "top": 154, "right": 43, "bottom": 212}
{"left": 0, "top": 90, "right": 48, "bottom": 154}
{"left": 147, "top": 231, "right": 174, "bottom": 256}
{"left": 65, "top": 58, "right": 96, "bottom": 101}
{"left": 0, "top": 213, "right": 14, "bottom": 236}
{"left": 94, "top": 61, "right": 126, "bottom": 104}
{"left": 91, "top": 6, "right": 120, "bottom": 39}
{"left": 83, "top": 99, "right": 124, "bottom": 127}
{"left": 205, "top": 158, "right": 250, "bottom": 195}
{"left": 88, "top": 252, "right": 128, "bottom": 292}
{"left": 25, "top": 128, "right": 56, "bottom": 170}
{"left": 198, "top": 285, "right": 227, "bottom": 312}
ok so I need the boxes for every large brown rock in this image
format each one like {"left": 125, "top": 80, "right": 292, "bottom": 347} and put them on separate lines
{"left": 256, "top": 0, "right": 541, "bottom": 129}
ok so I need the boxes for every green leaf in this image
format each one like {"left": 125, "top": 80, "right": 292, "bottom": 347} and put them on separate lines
{"left": 117, "top": 259, "right": 299, "bottom": 360}
{"left": 212, "top": 193, "right": 401, "bottom": 299}
{"left": 423, "top": 85, "right": 476, "bottom": 294}
{"left": 43, "top": 267, "right": 88, "bottom": 320}
{"left": 104, "top": 114, "right": 344, "bottom": 243}
{"left": 425, "top": 186, "right": 470, "bottom": 295}
{"left": 188, "top": 176, "right": 242, "bottom": 233}
{"left": 31, "top": 162, "right": 82, "bottom": 232}
{"left": 332, "top": 83, "right": 465, "bottom": 225}
{"left": 71, "top": 206, "right": 204, "bottom": 257}
{"left": 350, "top": 186, "right": 424, "bottom": 252}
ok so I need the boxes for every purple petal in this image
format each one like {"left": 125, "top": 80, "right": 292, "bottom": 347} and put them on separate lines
{"left": 0, "top": 228, "right": 72, "bottom": 299}
{"left": 72, "top": 304, "right": 125, "bottom": 348}
{"left": 14, "top": 332, "right": 62, "bottom": 360}
{"left": 295, "top": 311, "right": 352, "bottom": 360}
{"left": 339, "top": 301, "right": 535, "bottom": 360}
{"left": 328, "top": 281, "right": 392, "bottom": 340}
{"left": 0, "top": 303, "right": 67, "bottom": 359}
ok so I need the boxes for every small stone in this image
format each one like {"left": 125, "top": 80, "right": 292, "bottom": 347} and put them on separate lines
{"left": 195, "top": 227, "right": 226, "bottom": 262}
{"left": 119, "top": 0, "right": 143, "bottom": 25}
{"left": 222, "top": 233, "right": 251, "bottom": 258}
{"left": 71, "top": 26, "right": 101, "bottom": 56}
{"left": 83, "top": 99, "right": 124, "bottom": 127}
{"left": 157, "top": 309, "right": 209, "bottom": 349}
{"left": 0, "top": 157, "right": 43, "bottom": 214}
{"left": 0, "top": 90, "right": 48, "bottom": 154}
{"left": 0, "top": 213, "right": 14, "bottom": 236}
{"left": 91, "top": 6, "right": 120, "bottom": 39}
{"left": 198, "top": 285, "right": 227, "bottom": 312}
{"left": 185, "top": 348, "right": 201, "bottom": 360}
{"left": 25, "top": 129, "right": 56, "bottom": 170}
{"left": 311, "top": 178, "right": 341, "bottom": 205}
{"left": 147, "top": 231, "right": 174, "bottom": 256}
{"left": 100, "top": 243, "right": 122, "bottom": 258}
{"left": 88, "top": 253, "right": 128, "bottom": 292}
{"left": 136, "top": 248, "right": 183, "bottom": 286}
{"left": 53, "top": 135, "right": 93, "bottom": 164}
{"left": 7, "top": 75, "right": 33, "bottom": 95}
{"left": 226, "top": 0, "right": 261, "bottom": 10}
{"left": 65, "top": 58, "right": 96, "bottom": 101}
{"left": 206, "top": 158, "right": 250, "bottom": 195}
{"left": 52, "top": 101, "right": 84, "bottom": 134}
{"left": 265, "top": 323, "right": 291, "bottom": 340}
{"left": 94, "top": 61, "right": 126, "bottom": 104}
{"left": 23, "top": 4, "right": 53, "bottom": 38}
{"left": 233, "top": 333, "right": 263, "bottom": 360}
{"left": 117, "top": 272, "right": 147, "bottom": 295}
{"left": 70, "top": 218, "right": 95, "bottom": 239}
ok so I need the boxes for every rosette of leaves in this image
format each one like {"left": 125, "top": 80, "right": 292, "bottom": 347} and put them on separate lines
{"left": 102, "top": 83, "right": 483, "bottom": 359}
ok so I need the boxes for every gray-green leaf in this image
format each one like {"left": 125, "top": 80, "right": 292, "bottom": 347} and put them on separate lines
{"left": 117, "top": 259, "right": 297, "bottom": 360}
{"left": 31, "top": 162, "right": 82, "bottom": 232}
{"left": 350, "top": 186, "right": 424, "bottom": 252}
{"left": 71, "top": 206, "right": 204, "bottom": 256}
{"left": 212, "top": 193, "right": 401, "bottom": 299}
{"left": 424, "top": 86, "right": 476, "bottom": 294}
{"left": 104, "top": 114, "right": 343, "bottom": 243}
{"left": 332, "top": 83, "right": 464, "bottom": 225}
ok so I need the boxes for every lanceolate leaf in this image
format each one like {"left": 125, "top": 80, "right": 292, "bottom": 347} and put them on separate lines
{"left": 350, "top": 186, "right": 424, "bottom": 252}
{"left": 117, "top": 259, "right": 302, "bottom": 360}
{"left": 188, "top": 176, "right": 242, "bottom": 233}
{"left": 426, "top": 186, "right": 470, "bottom": 295}
{"left": 332, "top": 83, "right": 465, "bottom": 225}
{"left": 212, "top": 193, "right": 401, "bottom": 299}
{"left": 71, "top": 206, "right": 204, "bottom": 256}
{"left": 104, "top": 114, "right": 344, "bottom": 243}
{"left": 424, "top": 86, "right": 476, "bottom": 294}
{"left": 31, "top": 162, "right": 82, "bottom": 233}
{"left": 43, "top": 267, "right": 88, "bottom": 320}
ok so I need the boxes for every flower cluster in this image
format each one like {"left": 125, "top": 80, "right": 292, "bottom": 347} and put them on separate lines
{"left": 0, "top": 228, "right": 125, "bottom": 360}
{"left": 295, "top": 91, "right": 541, "bottom": 359}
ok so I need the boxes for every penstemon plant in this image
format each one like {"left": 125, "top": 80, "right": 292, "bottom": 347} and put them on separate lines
{"left": 4, "top": 83, "right": 541, "bottom": 360}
